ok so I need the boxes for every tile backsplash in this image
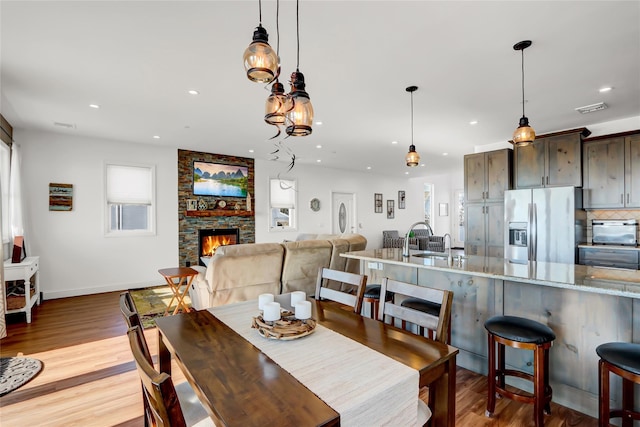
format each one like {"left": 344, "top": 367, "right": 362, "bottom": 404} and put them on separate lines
{"left": 585, "top": 209, "right": 640, "bottom": 243}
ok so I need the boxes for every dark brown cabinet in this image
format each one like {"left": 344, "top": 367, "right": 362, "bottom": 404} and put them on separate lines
{"left": 464, "top": 148, "right": 511, "bottom": 257}
{"left": 514, "top": 128, "right": 589, "bottom": 189}
{"left": 582, "top": 131, "right": 640, "bottom": 208}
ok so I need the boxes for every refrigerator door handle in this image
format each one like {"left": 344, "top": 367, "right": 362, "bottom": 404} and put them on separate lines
{"left": 531, "top": 203, "right": 537, "bottom": 261}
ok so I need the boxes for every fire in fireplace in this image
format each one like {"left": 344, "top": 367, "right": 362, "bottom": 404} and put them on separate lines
{"left": 198, "top": 228, "right": 240, "bottom": 266}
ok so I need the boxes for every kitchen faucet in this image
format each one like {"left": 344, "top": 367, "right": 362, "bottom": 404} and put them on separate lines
{"left": 443, "top": 233, "right": 452, "bottom": 261}
{"left": 402, "top": 221, "right": 433, "bottom": 257}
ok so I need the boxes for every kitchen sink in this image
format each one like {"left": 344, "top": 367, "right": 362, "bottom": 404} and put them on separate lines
{"left": 411, "top": 251, "right": 450, "bottom": 259}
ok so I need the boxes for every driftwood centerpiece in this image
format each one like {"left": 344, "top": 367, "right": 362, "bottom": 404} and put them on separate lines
{"left": 252, "top": 311, "right": 316, "bottom": 340}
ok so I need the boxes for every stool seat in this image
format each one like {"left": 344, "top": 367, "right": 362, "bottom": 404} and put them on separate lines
{"left": 363, "top": 284, "right": 382, "bottom": 299}
{"left": 400, "top": 297, "right": 441, "bottom": 316}
{"left": 485, "top": 315, "right": 555, "bottom": 345}
{"left": 596, "top": 342, "right": 640, "bottom": 376}
{"left": 362, "top": 284, "right": 392, "bottom": 320}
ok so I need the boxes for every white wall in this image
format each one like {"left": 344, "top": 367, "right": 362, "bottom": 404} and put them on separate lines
{"left": 19, "top": 130, "right": 178, "bottom": 299}
{"left": 17, "top": 129, "right": 464, "bottom": 299}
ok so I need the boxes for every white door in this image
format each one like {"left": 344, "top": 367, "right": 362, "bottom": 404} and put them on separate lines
{"left": 332, "top": 192, "right": 356, "bottom": 234}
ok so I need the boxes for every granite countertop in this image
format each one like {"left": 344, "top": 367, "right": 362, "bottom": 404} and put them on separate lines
{"left": 342, "top": 248, "right": 640, "bottom": 299}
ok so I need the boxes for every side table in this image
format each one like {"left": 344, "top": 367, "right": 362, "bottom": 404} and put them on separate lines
{"left": 158, "top": 267, "right": 198, "bottom": 315}
{"left": 4, "top": 256, "right": 41, "bottom": 323}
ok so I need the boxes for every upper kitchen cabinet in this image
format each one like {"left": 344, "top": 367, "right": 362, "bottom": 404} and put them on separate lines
{"left": 514, "top": 128, "right": 591, "bottom": 189}
{"left": 464, "top": 148, "right": 512, "bottom": 203}
{"left": 582, "top": 130, "right": 640, "bottom": 208}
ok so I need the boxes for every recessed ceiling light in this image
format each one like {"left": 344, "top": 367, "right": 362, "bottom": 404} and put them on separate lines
{"left": 188, "top": 90, "right": 199, "bottom": 95}
{"left": 420, "top": 163, "right": 425, "bottom": 167}
{"left": 405, "top": 171, "right": 410, "bottom": 175}
{"left": 599, "top": 87, "right": 613, "bottom": 93}
{"left": 366, "top": 166, "right": 371, "bottom": 170}
{"left": 89, "top": 104, "right": 100, "bottom": 109}
{"left": 316, "top": 144, "right": 322, "bottom": 149}
{"left": 153, "top": 135, "right": 160, "bottom": 139}
{"left": 392, "top": 140, "right": 398, "bottom": 145}
{"left": 317, "top": 159, "right": 322, "bottom": 163}
{"left": 469, "top": 120, "right": 478, "bottom": 125}
{"left": 315, "top": 121, "right": 323, "bottom": 125}
{"left": 248, "top": 149, "right": 254, "bottom": 153}
{"left": 442, "top": 152, "right": 448, "bottom": 156}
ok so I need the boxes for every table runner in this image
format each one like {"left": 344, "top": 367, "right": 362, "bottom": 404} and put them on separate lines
{"left": 210, "top": 301, "right": 420, "bottom": 426}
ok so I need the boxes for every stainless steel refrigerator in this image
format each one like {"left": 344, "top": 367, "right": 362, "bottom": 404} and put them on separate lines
{"left": 504, "top": 186, "right": 586, "bottom": 264}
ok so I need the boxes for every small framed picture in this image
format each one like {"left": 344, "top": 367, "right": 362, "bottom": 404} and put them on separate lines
{"left": 374, "top": 193, "right": 383, "bottom": 213}
{"left": 439, "top": 202, "right": 449, "bottom": 216}
{"left": 398, "top": 191, "right": 406, "bottom": 209}
{"left": 186, "top": 199, "right": 198, "bottom": 211}
{"left": 387, "top": 200, "right": 395, "bottom": 219}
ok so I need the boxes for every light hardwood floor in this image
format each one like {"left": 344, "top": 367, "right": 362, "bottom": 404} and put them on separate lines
{"left": 0, "top": 292, "right": 599, "bottom": 426}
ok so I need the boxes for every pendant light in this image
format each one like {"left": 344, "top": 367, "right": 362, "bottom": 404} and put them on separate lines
{"left": 264, "top": 0, "right": 292, "bottom": 127}
{"left": 405, "top": 86, "right": 420, "bottom": 167}
{"left": 512, "top": 40, "right": 535, "bottom": 146}
{"left": 243, "top": 0, "right": 278, "bottom": 83}
{"left": 285, "top": 0, "right": 314, "bottom": 137}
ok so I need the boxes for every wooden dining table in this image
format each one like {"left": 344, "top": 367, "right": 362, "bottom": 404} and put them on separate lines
{"left": 156, "top": 298, "right": 459, "bottom": 427}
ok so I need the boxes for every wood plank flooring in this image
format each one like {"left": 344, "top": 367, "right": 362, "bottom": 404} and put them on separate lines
{"left": 0, "top": 292, "right": 599, "bottom": 426}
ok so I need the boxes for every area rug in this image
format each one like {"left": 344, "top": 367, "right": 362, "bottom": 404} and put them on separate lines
{"left": 129, "top": 285, "right": 192, "bottom": 329}
{"left": 0, "top": 357, "right": 43, "bottom": 396}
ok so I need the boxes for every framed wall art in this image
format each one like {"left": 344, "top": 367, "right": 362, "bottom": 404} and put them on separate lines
{"left": 49, "top": 183, "right": 73, "bottom": 211}
{"left": 374, "top": 193, "right": 383, "bottom": 213}
{"left": 398, "top": 191, "right": 406, "bottom": 209}
{"left": 387, "top": 200, "right": 394, "bottom": 219}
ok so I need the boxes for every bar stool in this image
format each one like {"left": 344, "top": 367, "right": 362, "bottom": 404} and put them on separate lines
{"left": 361, "top": 284, "right": 392, "bottom": 320}
{"left": 484, "top": 315, "right": 555, "bottom": 427}
{"left": 400, "top": 298, "right": 451, "bottom": 344}
{"left": 596, "top": 342, "right": 640, "bottom": 427}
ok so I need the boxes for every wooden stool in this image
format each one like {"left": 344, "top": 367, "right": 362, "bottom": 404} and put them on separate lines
{"left": 596, "top": 342, "right": 640, "bottom": 427}
{"left": 485, "top": 315, "right": 555, "bottom": 427}
{"left": 401, "top": 297, "right": 452, "bottom": 344}
{"left": 362, "top": 284, "right": 392, "bottom": 320}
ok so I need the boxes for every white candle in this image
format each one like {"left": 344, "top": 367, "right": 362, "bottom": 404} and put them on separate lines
{"left": 258, "top": 293, "right": 274, "bottom": 310}
{"left": 263, "top": 302, "right": 281, "bottom": 322}
{"left": 295, "top": 301, "right": 312, "bottom": 320}
{"left": 290, "top": 291, "right": 306, "bottom": 307}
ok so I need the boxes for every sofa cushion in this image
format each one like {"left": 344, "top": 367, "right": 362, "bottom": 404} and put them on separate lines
{"left": 281, "top": 240, "right": 333, "bottom": 295}
{"left": 206, "top": 243, "right": 284, "bottom": 307}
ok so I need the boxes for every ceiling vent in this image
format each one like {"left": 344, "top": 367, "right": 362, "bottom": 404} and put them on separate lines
{"left": 575, "top": 102, "right": 608, "bottom": 114}
{"left": 53, "top": 121, "right": 76, "bottom": 129}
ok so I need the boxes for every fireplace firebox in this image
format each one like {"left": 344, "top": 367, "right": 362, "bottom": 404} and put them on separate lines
{"left": 198, "top": 228, "right": 240, "bottom": 266}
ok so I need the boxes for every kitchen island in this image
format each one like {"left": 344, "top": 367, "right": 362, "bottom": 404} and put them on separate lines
{"left": 342, "top": 248, "right": 640, "bottom": 418}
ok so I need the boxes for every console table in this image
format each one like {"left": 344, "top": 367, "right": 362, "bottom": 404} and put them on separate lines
{"left": 4, "top": 256, "right": 40, "bottom": 323}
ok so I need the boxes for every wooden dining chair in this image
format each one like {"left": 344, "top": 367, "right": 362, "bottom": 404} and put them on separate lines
{"left": 119, "top": 292, "right": 152, "bottom": 362}
{"left": 127, "top": 326, "right": 215, "bottom": 427}
{"left": 314, "top": 267, "right": 367, "bottom": 314}
{"left": 377, "top": 278, "right": 453, "bottom": 344}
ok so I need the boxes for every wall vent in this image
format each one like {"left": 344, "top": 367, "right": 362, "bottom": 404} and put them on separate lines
{"left": 575, "top": 102, "right": 607, "bottom": 114}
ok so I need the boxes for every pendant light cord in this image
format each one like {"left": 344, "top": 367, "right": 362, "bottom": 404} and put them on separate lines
{"left": 258, "top": 0, "right": 262, "bottom": 24}
{"left": 276, "top": 0, "right": 280, "bottom": 55}
{"left": 410, "top": 91, "right": 414, "bottom": 145}
{"left": 521, "top": 48, "right": 525, "bottom": 117}
{"left": 296, "top": 0, "right": 300, "bottom": 70}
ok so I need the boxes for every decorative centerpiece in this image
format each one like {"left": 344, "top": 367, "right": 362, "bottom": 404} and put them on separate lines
{"left": 252, "top": 294, "right": 315, "bottom": 340}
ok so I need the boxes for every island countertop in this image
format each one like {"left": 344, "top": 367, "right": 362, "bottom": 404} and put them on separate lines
{"left": 342, "top": 248, "right": 640, "bottom": 299}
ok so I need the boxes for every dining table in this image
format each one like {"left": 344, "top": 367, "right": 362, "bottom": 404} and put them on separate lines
{"left": 155, "top": 296, "right": 459, "bottom": 427}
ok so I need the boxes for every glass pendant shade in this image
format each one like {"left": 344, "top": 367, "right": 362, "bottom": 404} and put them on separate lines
{"left": 406, "top": 144, "right": 420, "bottom": 167}
{"left": 265, "top": 81, "right": 292, "bottom": 125}
{"left": 286, "top": 71, "right": 313, "bottom": 136}
{"left": 243, "top": 25, "right": 279, "bottom": 83}
{"left": 512, "top": 116, "right": 536, "bottom": 146}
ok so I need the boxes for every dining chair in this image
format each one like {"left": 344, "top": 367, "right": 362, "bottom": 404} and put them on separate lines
{"left": 314, "top": 267, "right": 367, "bottom": 314}
{"left": 377, "top": 278, "right": 453, "bottom": 345}
{"left": 127, "top": 326, "right": 216, "bottom": 427}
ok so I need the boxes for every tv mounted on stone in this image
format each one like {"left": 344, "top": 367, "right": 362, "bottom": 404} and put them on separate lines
{"left": 193, "top": 161, "right": 248, "bottom": 198}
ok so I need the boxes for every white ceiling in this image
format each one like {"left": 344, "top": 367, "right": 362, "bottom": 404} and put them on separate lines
{"left": 2, "top": 1, "right": 639, "bottom": 178}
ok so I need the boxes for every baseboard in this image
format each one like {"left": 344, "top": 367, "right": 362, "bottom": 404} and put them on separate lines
{"left": 42, "top": 280, "right": 159, "bottom": 300}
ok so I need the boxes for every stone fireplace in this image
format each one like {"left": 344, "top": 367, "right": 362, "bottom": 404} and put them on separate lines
{"left": 198, "top": 228, "right": 240, "bottom": 266}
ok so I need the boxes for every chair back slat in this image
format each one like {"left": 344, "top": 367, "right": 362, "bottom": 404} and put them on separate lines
{"left": 315, "top": 267, "right": 367, "bottom": 314}
{"left": 378, "top": 278, "right": 453, "bottom": 344}
{"left": 127, "top": 326, "right": 188, "bottom": 427}
{"left": 119, "top": 292, "right": 152, "bottom": 364}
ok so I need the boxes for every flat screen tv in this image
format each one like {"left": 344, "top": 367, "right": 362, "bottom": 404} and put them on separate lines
{"left": 193, "top": 161, "right": 248, "bottom": 198}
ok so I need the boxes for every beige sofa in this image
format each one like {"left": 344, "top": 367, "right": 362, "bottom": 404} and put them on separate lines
{"left": 189, "top": 234, "right": 367, "bottom": 310}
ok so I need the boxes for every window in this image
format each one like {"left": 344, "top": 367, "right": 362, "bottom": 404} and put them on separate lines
{"left": 269, "top": 178, "right": 296, "bottom": 230}
{"left": 0, "top": 142, "right": 10, "bottom": 244}
{"left": 105, "top": 163, "right": 155, "bottom": 235}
